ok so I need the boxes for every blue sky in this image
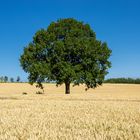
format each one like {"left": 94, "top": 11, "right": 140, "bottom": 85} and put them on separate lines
{"left": 0, "top": 0, "right": 140, "bottom": 81}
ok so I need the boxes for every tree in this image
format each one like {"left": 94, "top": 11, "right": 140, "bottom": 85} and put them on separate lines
{"left": 4, "top": 76, "right": 8, "bottom": 83}
{"left": 20, "top": 18, "right": 111, "bottom": 94}
{"left": 0, "top": 76, "right": 4, "bottom": 82}
{"left": 16, "top": 76, "right": 20, "bottom": 82}
{"left": 10, "top": 77, "right": 14, "bottom": 83}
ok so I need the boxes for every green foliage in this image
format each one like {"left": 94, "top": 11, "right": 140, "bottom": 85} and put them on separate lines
{"left": 104, "top": 78, "right": 140, "bottom": 84}
{"left": 10, "top": 77, "right": 14, "bottom": 83}
{"left": 16, "top": 76, "right": 20, "bottom": 82}
{"left": 0, "top": 76, "right": 21, "bottom": 83}
{"left": 20, "top": 18, "right": 111, "bottom": 93}
{"left": 4, "top": 76, "right": 8, "bottom": 82}
{"left": 0, "top": 76, "right": 8, "bottom": 82}
{"left": 0, "top": 76, "right": 4, "bottom": 82}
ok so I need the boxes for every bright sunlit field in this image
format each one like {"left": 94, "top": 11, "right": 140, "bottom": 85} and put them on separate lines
{"left": 0, "top": 83, "right": 140, "bottom": 140}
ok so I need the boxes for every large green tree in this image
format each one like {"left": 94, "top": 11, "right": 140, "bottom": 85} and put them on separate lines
{"left": 20, "top": 18, "right": 111, "bottom": 94}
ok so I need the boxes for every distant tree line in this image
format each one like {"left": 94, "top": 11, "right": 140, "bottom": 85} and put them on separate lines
{"left": 0, "top": 76, "right": 21, "bottom": 83}
{"left": 104, "top": 78, "right": 140, "bottom": 84}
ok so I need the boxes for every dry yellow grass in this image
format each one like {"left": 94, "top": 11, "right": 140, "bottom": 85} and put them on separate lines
{"left": 0, "top": 83, "right": 140, "bottom": 140}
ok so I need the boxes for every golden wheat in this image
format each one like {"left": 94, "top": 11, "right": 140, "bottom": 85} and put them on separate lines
{"left": 0, "top": 83, "right": 140, "bottom": 140}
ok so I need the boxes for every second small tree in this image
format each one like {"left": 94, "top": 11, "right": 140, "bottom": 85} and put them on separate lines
{"left": 16, "top": 76, "right": 20, "bottom": 82}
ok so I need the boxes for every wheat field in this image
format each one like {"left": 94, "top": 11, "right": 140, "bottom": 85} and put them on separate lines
{"left": 0, "top": 83, "right": 140, "bottom": 140}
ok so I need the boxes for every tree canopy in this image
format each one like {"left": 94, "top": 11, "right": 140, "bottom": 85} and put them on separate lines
{"left": 20, "top": 18, "right": 112, "bottom": 94}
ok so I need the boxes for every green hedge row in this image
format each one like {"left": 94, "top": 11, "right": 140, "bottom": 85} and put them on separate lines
{"left": 104, "top": 78, "right": 140, "bottom": 84}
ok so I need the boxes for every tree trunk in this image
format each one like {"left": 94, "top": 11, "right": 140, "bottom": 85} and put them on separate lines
{"left": 65, "top": 82, "right": 70, "bottom": 94}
